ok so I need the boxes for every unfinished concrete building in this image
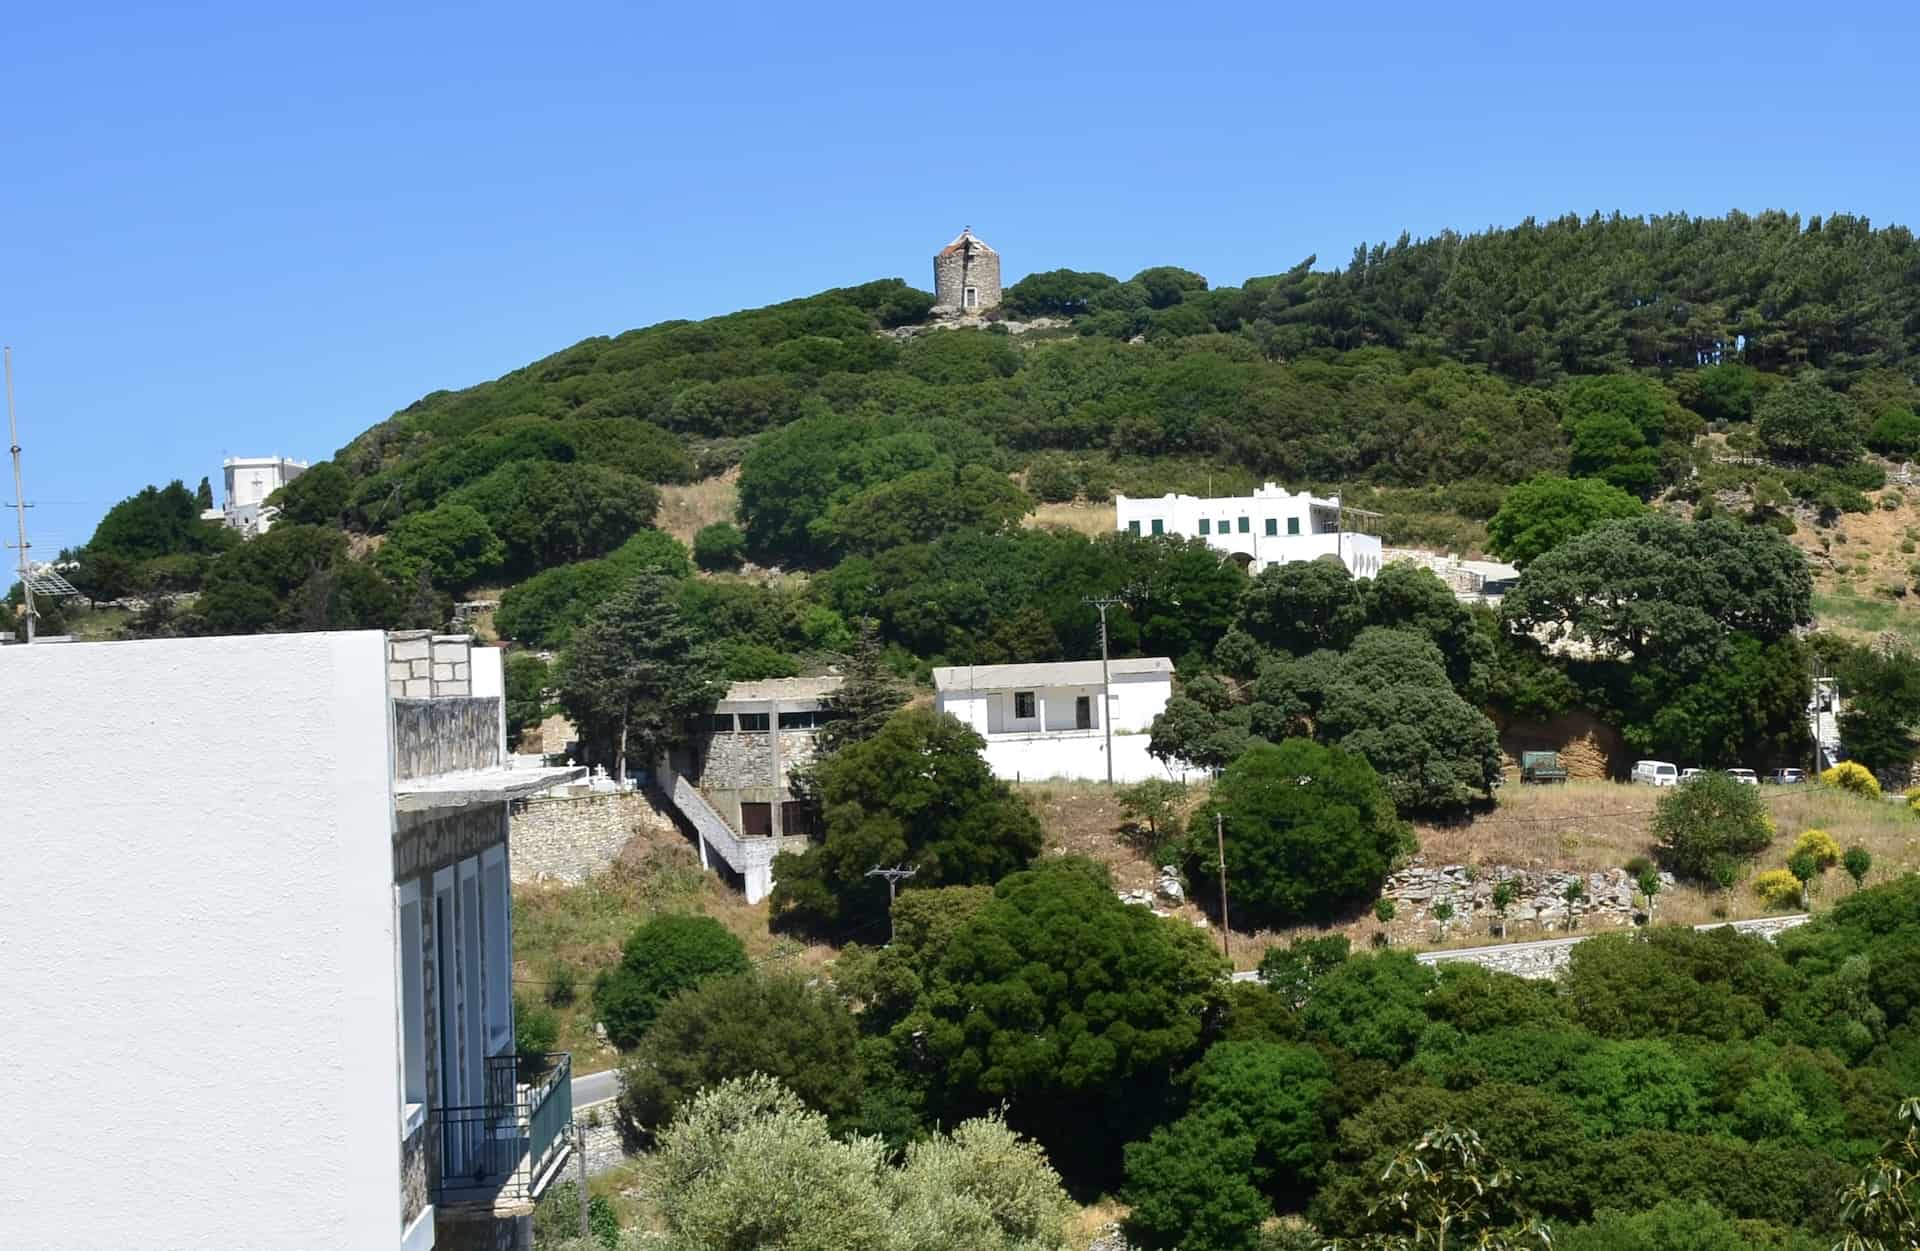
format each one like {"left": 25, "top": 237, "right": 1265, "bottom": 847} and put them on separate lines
{"left": 656, "top": 676, "right": 842, "bottom": 903}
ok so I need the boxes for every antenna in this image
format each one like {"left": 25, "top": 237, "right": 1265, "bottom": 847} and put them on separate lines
{"left": 6, "top": 346, "right": 36, "bottom": 643}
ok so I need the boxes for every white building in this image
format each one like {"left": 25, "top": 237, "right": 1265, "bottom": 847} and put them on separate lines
{"left": 0, "top": 630, "right": 583, "bottom": 1251}
{"left": 1114, "top": 483, "right": 1384, "bottom": 578}
{"left": 201, "top": 454, "right": 310, "bottom": 536}
{"left": 933, "top": 657, "right": 1206, "bottom": 783}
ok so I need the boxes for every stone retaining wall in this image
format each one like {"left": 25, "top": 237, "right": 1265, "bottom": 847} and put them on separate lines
{"left": 509, "top": 791, "right": 674, "bottom": 884}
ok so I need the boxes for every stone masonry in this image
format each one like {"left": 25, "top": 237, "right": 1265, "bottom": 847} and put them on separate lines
{"left": 933, "top": 228, "right": 1001, "bottom": 312}
{"left": 1385, "top": 862, "right": 1672, "bottom": 934}
{"left": 387, "top": 631, "right": 476, "bottom": 698}
{"left": 508, "top": 791, "right": 675, "bottom": 884}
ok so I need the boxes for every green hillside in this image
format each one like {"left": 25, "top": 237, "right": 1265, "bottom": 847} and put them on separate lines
{"left": 21, "top": 209, "right": 1920, "bottom": 782}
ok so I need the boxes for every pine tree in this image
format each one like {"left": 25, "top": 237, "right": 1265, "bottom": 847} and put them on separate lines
{"left": 555, "top": 574, "right": 722, "bottom": 782}
{"left": 814, "top": 617, "right": 903, "bottom": 759}
{"left": 195, "top": 476, "right": 214, "bottom": 511}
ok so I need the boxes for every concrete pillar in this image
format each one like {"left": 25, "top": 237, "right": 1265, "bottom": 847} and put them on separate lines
{"left": 745, "top": 862, "right": 772, "bottom": 905}
{"left": 768, "top": 700, "right": 784, "bottom": 838}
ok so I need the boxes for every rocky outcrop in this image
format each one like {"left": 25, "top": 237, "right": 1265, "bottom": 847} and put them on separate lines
{"left": 1385, "top": 862, "right": 1672, "bottom": 933}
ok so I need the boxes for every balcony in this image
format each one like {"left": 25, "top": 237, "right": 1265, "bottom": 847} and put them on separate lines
{"left": 434, "top": 1052, "right": 573, "bottom": 1210}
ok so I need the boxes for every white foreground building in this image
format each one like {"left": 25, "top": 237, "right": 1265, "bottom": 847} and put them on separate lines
{"left": 933, "top": 657, "right": 1205, "bottom": 783}
{"left": 1, "top": 630, "right": 582, "bottom": 1251}
{"left": 1115, "top": 483, "right": 1384, "bottom": 578}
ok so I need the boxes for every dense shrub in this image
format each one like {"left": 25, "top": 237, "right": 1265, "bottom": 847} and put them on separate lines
{"left": 1652, "top": 772, "right": 1775, "bottom": 882}
{"left": 593, "top": 914, "right": 749, "bottom": 1050}
{"left": 1187, "top": 739, "right": 1413, "bottom": 926}
{"left": 692, "top": 521, "right": 747, "bottom": 570}
{"left": 1823, "top": 761, "right": 1882, "bottom": 798}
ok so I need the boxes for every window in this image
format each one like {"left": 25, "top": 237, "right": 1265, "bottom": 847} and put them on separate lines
{"left": 1127, "top": 519, "right": 1140, "bottom": 535}
{"left": 1264, "top": 517, "right": 1278, "bottom": 536}
{"left": 1150, "top": 519, "right": 1164, "bottom": 535}
{"left": 1198, "top": 518, "right": 1211, "bottom": 536}
{"left": 964, "top": 286, "right": 978, "bottom": 308}
{"left": 780, "top": 800, "right": 820, "bottom": 838}
{"left": 779, "top": 709, "right": 825, "bottom": 730}
{"left": 694, "top": 712, "right": 735, "bottom": 734}
{"left": 741, "top": 802, "right": 773, "bottom": 836}
{"left": 737, "top": 712, "right": 770, "bottom": 732}
{"left": 1237, "top": 517, "right": 1250, "bottom": 533}
{"left": 1287, "top": 517, "right": 1301, "bottom": 535}
{"left": 482, "top": 849, "right": 510, "bottom": 1056}
{"left": 1219, "top": 519, "right": 1230, "bottom": 534}
{"left": 1014, "top": 691, "right": 1036, "bottom": 719}
{"left": 1075, "top": 695, "right": 1092, "bottom": 730}
{"left": 398, "top": 885, "right": 426, "bottom": 1133}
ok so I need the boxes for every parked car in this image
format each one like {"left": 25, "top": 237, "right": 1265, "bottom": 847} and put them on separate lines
{"left": 1728, "top": 768, "right": 1760, "bottom": 786}
{"left": 1520, "top": 751, "right": 1569, "bottom": 784}
{"left": 1681, "top": 768, "right": 1703, "bottom": 781}
{"left": 1633, "top": 759, "right": 1681, "bottom": 787}
{"left": 1768, "top": 768, "right": 1807, "bottom": 785}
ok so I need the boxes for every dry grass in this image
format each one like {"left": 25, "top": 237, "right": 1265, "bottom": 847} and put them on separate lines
{"left": 1024, "top": 500, "right": 1117, "bottom": 539}
{"left": 1012, "top": 775, "right": 1920, "bottom": 971}
{"left": 1069, "top": 1200, "right": 1127, "bottom": 1251}
{"left": 656, "top": 468, "right": 739, "bottom": 550}
{"left": 512, "top": 819, "right": 832, "bottom": 1074}
{"left": 1787, "top": 486, "right": 1920, "bottom": 642}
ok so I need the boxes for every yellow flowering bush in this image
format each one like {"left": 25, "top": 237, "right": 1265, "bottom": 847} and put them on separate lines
{"left": 1908, "top": 788, "right": 1920, "bottom": 815}
{"left": 1751, "top": 868, "right": 1803, "bottom": 908}
{"left": 1822, "top": 762, "right": 1882, "bottom": 798}
{"left": 1792, "top": 828, "right": 1843, "bottom": 869}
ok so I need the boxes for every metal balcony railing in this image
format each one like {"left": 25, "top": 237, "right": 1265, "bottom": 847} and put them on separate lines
{"left": 434, "top": 1051, "right": 573, "bottom": 1207}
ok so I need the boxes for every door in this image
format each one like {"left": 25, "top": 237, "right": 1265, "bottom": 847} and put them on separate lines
{"left": 1075, "top": 695, "right": 1092, "bottom": 730}
{"left": 740, "top": 802, "right": 773, "bottom": 836}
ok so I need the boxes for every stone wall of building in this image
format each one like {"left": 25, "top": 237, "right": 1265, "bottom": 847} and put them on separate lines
{"left": 693, "top": 727, "right": 821, "bottom": 791}
{"left": 509, "top": 791, "right": 675, "bottom": 884}
{"left": 388, "top": 631, "right": 476, "bottom": 698}
{"left": 394, "top": 806, "right": 507, "bottom": 881}
{"left": 400, "top": 1124, "right": 429, "bottom": 1231}
{"left": 394, "top": 696, "right": 503, "bottom": 779}
{"left": 934, "top": 231, "right": 1001, "bottom": 311}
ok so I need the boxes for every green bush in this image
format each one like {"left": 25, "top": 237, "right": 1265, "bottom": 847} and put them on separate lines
{"left": 593, "top": 914, "right": 749, "bottom": 1050}
{"left": 1652, "top": 772, "right": 1775, "bottom": 883}
{"left": 693, "top": 521, "right": 747, "bottom": 571}
{"left": 1188, "top": 739, "right": 1413, "bottom": 927}
{"left": 534, "top": 1181, "right": 619, "bottom": 1250}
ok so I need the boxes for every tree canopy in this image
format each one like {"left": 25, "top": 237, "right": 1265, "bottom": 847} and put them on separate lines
{"left": 771, "top": 708, "right": 1043, "bottom": 935}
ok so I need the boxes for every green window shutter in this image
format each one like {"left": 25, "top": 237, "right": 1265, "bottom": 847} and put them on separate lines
{"left": 1237, "top": 517, "right": 1250, "bottom": 533}
{"left": 1287, "top": 517, "right": 1300, "bottom": 535}
{"left": 1152, "top": 519, "right": 1164, "bottom": 535}
{"left": 1198, "top": 518, "right": 1211, "bottom": 535}
{"left": 1128, "top": 519, "right": 1140, "bottom": 535}
{"left": 1264, "top": 518, "right": 1278, "bottom": 536}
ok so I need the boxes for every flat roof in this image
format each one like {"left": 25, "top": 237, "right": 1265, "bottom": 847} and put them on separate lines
{"left": 394, "top": 764, "right": 587, "bottom": 812}
{"left": 932, "top": 657, "right": 1174, "bottom": 692}
{"left": 719, "top": 676, "right": 844, "bottom": 705}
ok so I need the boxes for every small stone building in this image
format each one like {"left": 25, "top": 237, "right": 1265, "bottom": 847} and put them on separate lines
{"left": 933, "top": 227, "right": 1001, "bottom": 313}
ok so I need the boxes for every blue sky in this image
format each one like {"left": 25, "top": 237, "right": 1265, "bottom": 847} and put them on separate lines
{"left": 4, "top": 1, "right": 1916, "bottom": 553}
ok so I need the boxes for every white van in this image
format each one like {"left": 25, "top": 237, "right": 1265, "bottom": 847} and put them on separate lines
{"left": 1633, "top": 760, "right": 1680, "bottom": 787}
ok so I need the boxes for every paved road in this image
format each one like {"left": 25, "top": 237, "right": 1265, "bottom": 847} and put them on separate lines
{"left": 573, "top": 1067, "right": 618, "bottom": 1109}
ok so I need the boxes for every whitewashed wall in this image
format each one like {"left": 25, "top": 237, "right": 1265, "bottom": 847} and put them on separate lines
{"left": 0, "top": 632, "right": 404, "bottom": 1250}
{"left": 938, "top": 673, "right": 1196, "bottom": 782}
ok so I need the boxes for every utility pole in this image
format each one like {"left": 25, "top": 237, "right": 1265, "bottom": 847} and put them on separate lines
{"left": 1083, "top": 595, "right": 1127, "bottom": 787}
{"left": 865, "top": 864, "right": 918, "bottom": 941}
{"left": 6, "top": 347, "right": 36, "bottom": 644}
{"left": 1214, "top": 811, "right": 1232, "bottom": 961}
